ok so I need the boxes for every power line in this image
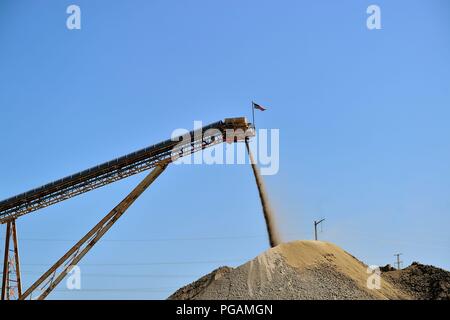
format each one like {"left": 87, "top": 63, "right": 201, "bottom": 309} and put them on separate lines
{"left": 0, "top": 258, "right": 246, "bottom": 268}
{"left": 17, "top": 271, "right": 201, "bottom": 278}
{"left": 53, "top": 288, "right": 177, "bottom": 293}
{"left": 15, "top": 234, "right": 270, "bottom": 243}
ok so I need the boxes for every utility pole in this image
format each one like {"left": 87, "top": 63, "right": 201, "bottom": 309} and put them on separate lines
{"left": 314, "top": 218, "right": 325, "bottom": 241}
{"left": 394, "top": 253, "right": 403, "bottom": 270}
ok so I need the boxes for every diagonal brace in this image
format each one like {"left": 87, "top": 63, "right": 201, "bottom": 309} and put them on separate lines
{"left": 20, "top": 163, "right": 168, "bottom": 300}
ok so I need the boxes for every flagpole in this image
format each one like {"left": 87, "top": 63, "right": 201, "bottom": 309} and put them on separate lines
{"left": 251, "top": 101, "right": 255, "bottom": 128}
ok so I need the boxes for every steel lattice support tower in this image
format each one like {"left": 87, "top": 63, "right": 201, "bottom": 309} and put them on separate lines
{"left": 1, "top": 220, "right": 22, "bottom": 300}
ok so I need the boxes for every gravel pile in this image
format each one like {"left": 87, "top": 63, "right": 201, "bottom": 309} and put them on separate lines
{"left": 383, "top": 262, "right": 450, "bottom": 300}
{"left": 168, "top": 241, "right": 409, "bottom": 300}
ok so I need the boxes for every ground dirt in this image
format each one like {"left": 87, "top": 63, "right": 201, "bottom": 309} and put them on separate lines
{"left": 168, "top": 240, "right": 450, "bottom": 300}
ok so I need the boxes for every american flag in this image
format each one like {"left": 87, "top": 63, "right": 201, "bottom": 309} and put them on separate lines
{"left": 252, "top": 102, "right": 267, "bottom": 111}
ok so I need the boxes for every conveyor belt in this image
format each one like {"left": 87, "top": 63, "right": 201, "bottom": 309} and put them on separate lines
{"left": 0, "top": 117, "right": 254, "bottom": 223}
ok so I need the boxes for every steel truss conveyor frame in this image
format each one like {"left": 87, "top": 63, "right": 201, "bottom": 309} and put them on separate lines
{"left": 0, "top": 118, "right": 254, "bottom": 223}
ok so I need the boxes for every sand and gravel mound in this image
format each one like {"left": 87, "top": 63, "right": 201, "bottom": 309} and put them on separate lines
{"left": 382, "top": 262, "right": 450, "bottom": 300}
{"left": 168, "top": 240, "right": 412, "bottom": 300}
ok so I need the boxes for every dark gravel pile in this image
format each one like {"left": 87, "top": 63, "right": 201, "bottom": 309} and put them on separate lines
{"left": 383, "top": 262, "right": 450, "bottom": 300}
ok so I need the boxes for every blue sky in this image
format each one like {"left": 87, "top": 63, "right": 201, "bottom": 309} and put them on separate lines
{"left": 0, "top": 0, "right": 449, "bottom": 299}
